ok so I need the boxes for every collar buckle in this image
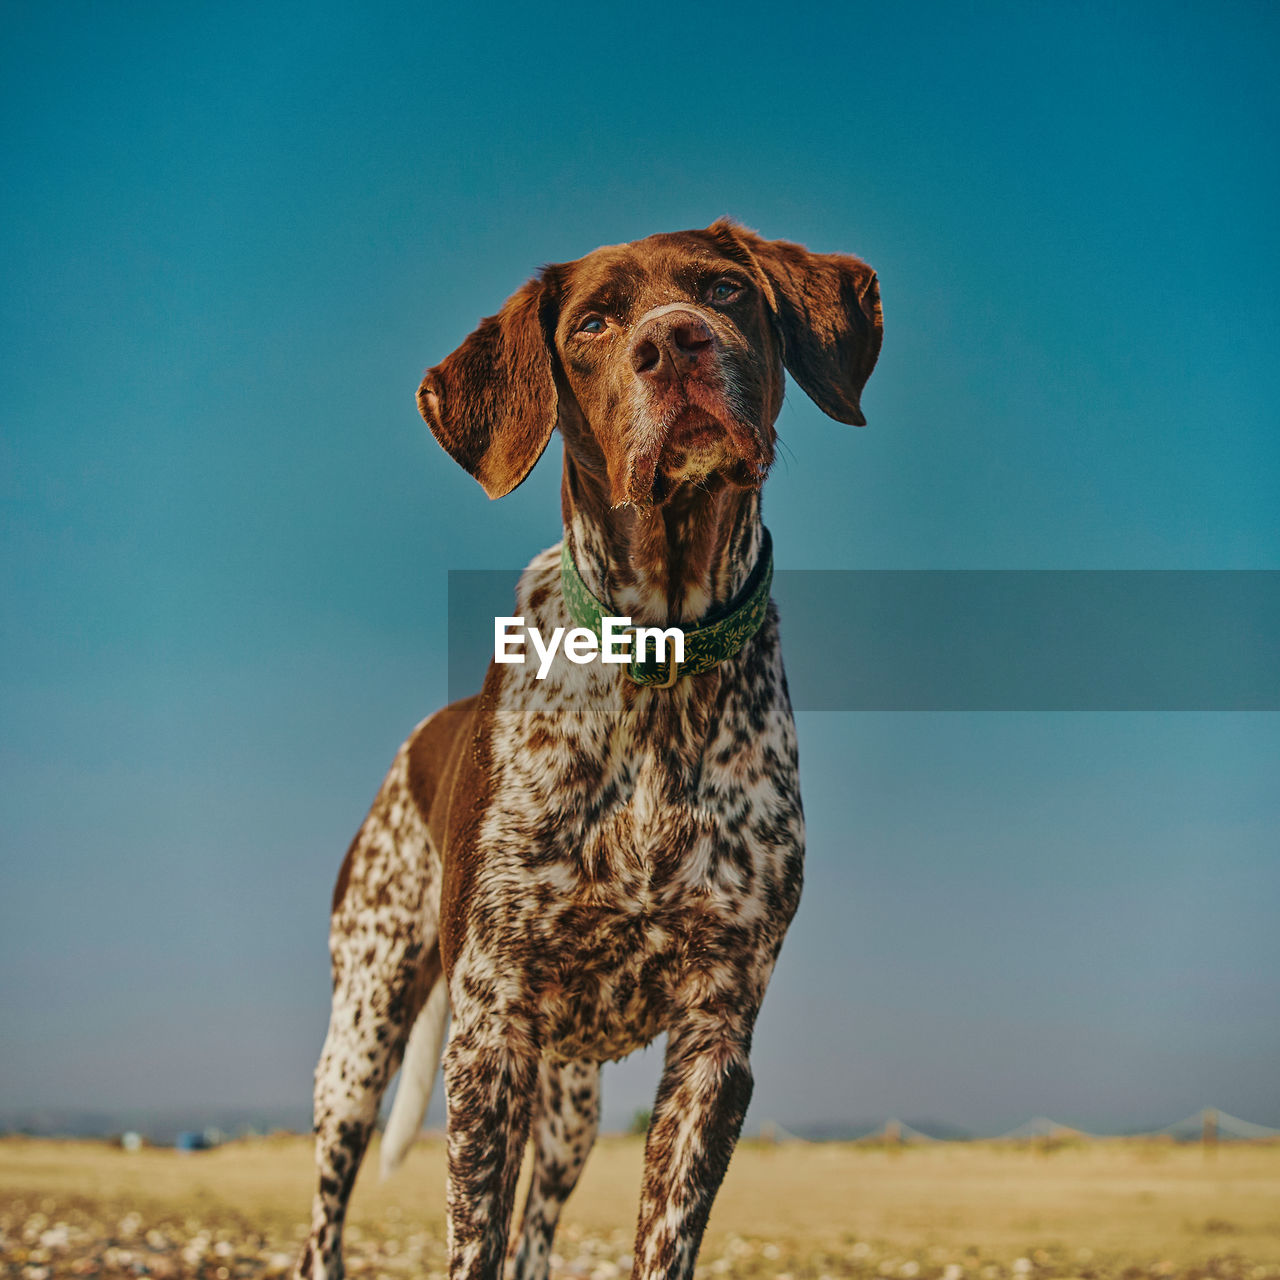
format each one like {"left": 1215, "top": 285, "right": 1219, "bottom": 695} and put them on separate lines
{"left": 627, "top": 652, "right": 681, "bottom": 689}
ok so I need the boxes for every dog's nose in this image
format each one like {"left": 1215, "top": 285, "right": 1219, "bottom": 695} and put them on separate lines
{"left": 630, "top": 310, "right": 714, "bottom": 387}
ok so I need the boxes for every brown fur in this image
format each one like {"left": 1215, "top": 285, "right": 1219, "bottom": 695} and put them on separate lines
{"left": 297, "top": 220, "right": 881, "bottom": 1280}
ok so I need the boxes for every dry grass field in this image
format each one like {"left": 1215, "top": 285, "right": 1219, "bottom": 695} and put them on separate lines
{"left": 3, "top": 1134, "right": 1279, "bottom": 1279}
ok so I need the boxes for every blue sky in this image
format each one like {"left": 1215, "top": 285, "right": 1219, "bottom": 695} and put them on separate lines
{"left": 2, "top": 2, "right": 1278, "bottom": 1136}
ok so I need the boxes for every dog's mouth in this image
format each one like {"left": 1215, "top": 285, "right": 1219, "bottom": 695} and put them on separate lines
{"left": 621, "top": 381, "right": 770, "bottom": 505}
{"left": 656, "top": 407, "right": 745, "bottom": 486}
{"left": 664, "top": 406, "right": 724, "bottom": 449}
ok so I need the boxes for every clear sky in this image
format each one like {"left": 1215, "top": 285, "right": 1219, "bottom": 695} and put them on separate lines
{"left": 2, "top": 2, "right": 1278, "bottom": 1138}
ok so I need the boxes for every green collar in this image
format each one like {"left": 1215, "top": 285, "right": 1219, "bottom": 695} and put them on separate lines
{"left": 559, "top": 528, "right": 774, "bottom": 687}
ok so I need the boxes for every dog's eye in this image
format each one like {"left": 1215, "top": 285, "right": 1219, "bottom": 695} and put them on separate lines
{"left": 709, "top": 279, "right": 744, "bottom": 304}
{"left": 577, "top": 316, "right": 606, "bottom": 335}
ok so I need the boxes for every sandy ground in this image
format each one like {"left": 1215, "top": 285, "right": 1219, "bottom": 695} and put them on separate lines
{"left": 2, "top": 1135, "right": 1279, "bottom": 1278}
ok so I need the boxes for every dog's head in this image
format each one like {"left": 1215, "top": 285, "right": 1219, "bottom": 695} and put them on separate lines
{"left": 418, "top": 220, "right": 882, "bottom": 504}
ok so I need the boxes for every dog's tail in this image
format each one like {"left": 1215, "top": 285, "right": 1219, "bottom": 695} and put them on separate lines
{"left": 380, "top": 973, "right": 450, "bottom": 1178}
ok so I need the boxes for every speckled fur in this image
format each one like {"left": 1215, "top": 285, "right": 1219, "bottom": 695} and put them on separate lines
{"left": 509, "top": 1059, "right": 601, "bottom": 1280}
{"left": 296, "top": 222, "right": 881, "bottom": 1280}
{"left": 442, "top": 544, "right": 802, "bottom": 1280}
{"left": 298, "top": 740, "right": 444, "bottom": 1280}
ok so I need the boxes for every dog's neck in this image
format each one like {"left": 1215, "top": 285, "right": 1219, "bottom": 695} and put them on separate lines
{"left": 560, "top": 452, "right": 764, "bottom": 627}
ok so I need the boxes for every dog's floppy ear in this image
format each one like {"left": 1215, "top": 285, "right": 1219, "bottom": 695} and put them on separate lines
{"left": 417, "top": 275, "right": 559, "bottom": 498}
{"left": 712, "top": 220, "right": 883, "bottom": 426}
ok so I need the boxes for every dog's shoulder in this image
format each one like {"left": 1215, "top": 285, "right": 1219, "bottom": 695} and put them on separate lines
{"left": 406, "top": 694, "right": 481, "bottom": 835}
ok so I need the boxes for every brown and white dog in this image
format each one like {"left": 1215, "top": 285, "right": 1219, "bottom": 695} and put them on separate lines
{"left": 297, "top": 220, "right": 882, "bottom": 1280}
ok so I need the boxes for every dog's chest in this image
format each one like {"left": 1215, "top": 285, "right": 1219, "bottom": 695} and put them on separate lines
{"left": 463, "top": 565, "right": 804, "bottom": 1061}
{"left": 498, "top": 742, "right": 794, "bottom": 1061}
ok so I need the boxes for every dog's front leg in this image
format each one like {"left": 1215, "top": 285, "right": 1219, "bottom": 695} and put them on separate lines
{"left": 509, "top": 1057, "right": 601, "bottom": 1280}
{"left": 633, "top": 1008, "right": 756, "bottom": 1280}
{"left": 442, "top": 995, "right": 538, "bottom": 1280}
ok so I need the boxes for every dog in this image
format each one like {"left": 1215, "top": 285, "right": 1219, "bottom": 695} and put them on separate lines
{"left": 296, "top": 220, "right": 882, "bottom": 1280}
